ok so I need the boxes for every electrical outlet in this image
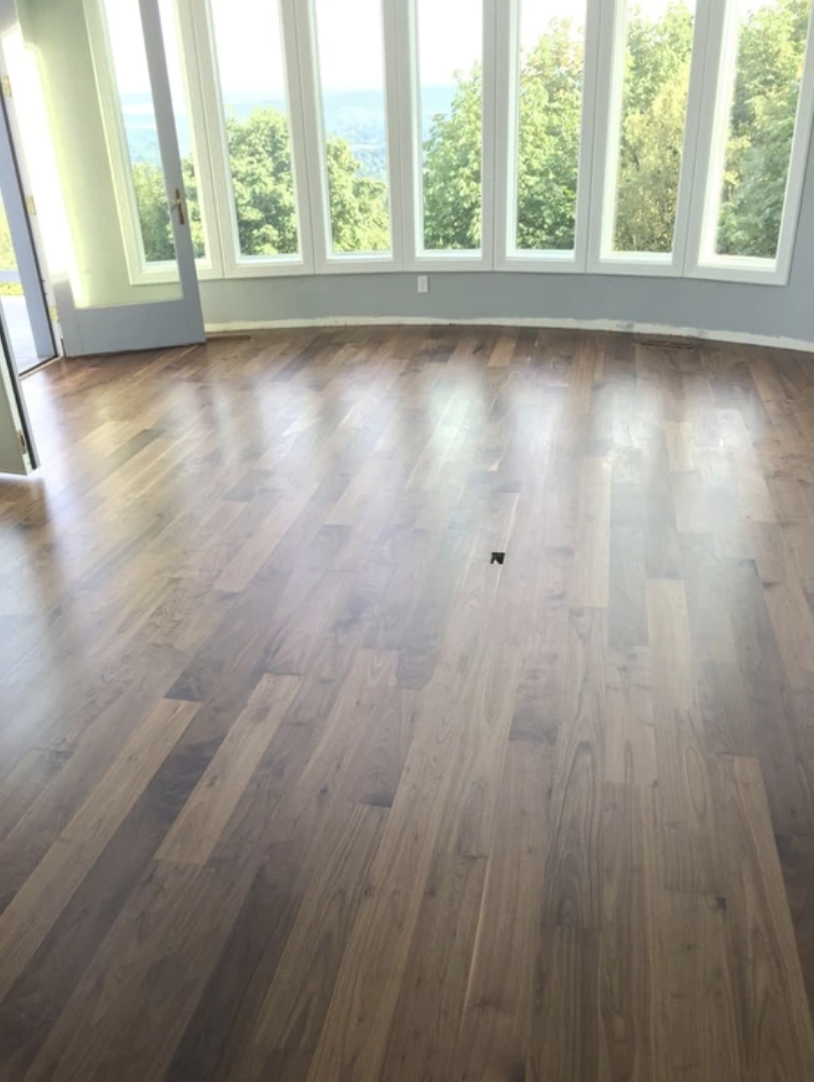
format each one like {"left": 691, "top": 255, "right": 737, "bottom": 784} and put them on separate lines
{"left": 417, "top": 275, "right": 429, "bottom": 294}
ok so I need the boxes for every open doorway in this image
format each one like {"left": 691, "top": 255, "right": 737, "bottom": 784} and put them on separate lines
{"left": 0, "top": 88, "right": 55, "bottom": 374}
{"left": 0, "top": 197, "right": 50, "bottom": 372}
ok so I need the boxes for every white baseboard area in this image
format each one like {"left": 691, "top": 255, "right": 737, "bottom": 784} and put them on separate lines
{"left": 204, "top": 315, "right": 814, "bottom": 355}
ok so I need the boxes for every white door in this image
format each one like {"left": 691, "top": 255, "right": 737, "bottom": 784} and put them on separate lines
{"left": 0, "top": 308, "right": 36, "bottom": 474}
{"left": 0, "top": 0, "right": 204, "bottom": 357}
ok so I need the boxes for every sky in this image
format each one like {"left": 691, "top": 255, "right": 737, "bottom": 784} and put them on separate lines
{"left": 107, "top": 0, "right": 784, "bottom": 99}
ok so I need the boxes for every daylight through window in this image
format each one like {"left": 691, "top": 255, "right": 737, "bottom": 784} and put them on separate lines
{"left": 707, "top": 0, "right": 813, "bottom": 263}
{"left": 608, "top": 0, "right": 697, "bottom": 257}
{"left": 513, "top": 0, "right": 588, "bottom": 254}
{"left": 94, "top": 0, "right": 814, "bottom": 286}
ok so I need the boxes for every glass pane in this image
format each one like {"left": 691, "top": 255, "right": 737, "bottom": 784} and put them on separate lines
{"left": 158, "top": 0, "right": 205, "bottom": 259}
{"left": 210, "top": 0, "right": 300, "bottom": 260}
{"left": 515, "top": 0, "right": 588, "bottom": 253}
{"left": 314, "top": 0, "right": 391, "bottom": 256}
{"left": 417, "top": 0, "right": 482, "bottom": 253}
{"left": 611, "top": 0, "right": 696, "bottom": 255}
{"left": 715, "top": 0, "right": 812, "bottom": 260}
{"left": 104, "top": 0, "right": 178, "bottom": 272}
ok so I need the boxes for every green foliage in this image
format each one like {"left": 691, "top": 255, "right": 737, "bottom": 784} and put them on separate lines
{"left": 325, "top": 137, "right": 389, "bottom": 253}
{"left": 133, "top": 160, "right": 174, "bottom": 262}
{"left": 132, "top": 0, "right": 809, "bottom": 265}
{"left": 421, "top": 68, "right": 483, "bottom": 250}
{"left": 515, "top": 19, "right": 584, "bottom": 250}
{"left": 614, "top": 2, "right": 694, "bottom": 252}
{"left": 717, "top": 0, "right": 810, "bottom": 258}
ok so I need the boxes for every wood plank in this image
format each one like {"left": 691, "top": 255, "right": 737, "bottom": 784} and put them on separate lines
{"left": 542, "top": 607, "right": 605, "bottom": 928}
{"left": 0, "top": 699, "right": 197, "bottom": 1004}
{"left": 157, "top": 675, "right": 300, "bottom": 865}
{"left": 4, "top": 328, "right": 814, "bottom": 1078}
{"left": 713, "top": 756, "right": 814, "bottom": 1079}
{"left": 452, "top": 741, "right": 551, "bottom": 1081}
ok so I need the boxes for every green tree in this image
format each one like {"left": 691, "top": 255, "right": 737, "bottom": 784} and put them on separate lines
{"left": 136, "top": 106, "right": 389, "bottom": 261}
{"left": 131, "top": 0, "right": 810, "bottom": 267}
{"left": 515, "top": 19, "right": 584, "bottom": 250}
{"left": 325, "top": 137, "right": 389, "bottom": 252}
{"left": 717, "top": 0, "right": 810, "bottom": 258}
{"left": 421, "top": 67, "right": 483, "bottom": 250}
{"left": 613, "top": 2, "right": 694, "bottom": 252}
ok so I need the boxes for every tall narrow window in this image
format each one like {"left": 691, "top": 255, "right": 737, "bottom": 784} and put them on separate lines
{"left": 512, "top": 1, "right": 588, "bottom": 255}
{"left": 607, "top": 0, "right": 697, "bottom": 257}
{"left": 707, "top": 0, "right": 812, "bottom": 263}
{"left": 103, "top": 0, "right": 178, "bottom": 267}
{"left": 210, "top": 0, "right": 301, "bottom": 261}
{"left": 415, "top": 0, "right": 483, "bottom": 254}
{"left": 313, "top": 0, "right": 392, "bottom": 256}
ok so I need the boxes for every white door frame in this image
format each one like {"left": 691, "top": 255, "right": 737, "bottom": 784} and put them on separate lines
{"left": 0, "top": 0, "right": 205, "bottom": 357}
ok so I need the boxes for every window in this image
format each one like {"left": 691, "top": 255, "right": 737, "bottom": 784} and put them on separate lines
{"left": 313, "top": 0, "right": 392, "bottom": 257}
{"left": 102, "top": 0, "right": 177, "bottom": 268}
{"left": 511, "top": 0, "right": 589, "bottom": 255}
{"left": 98, "top": 0, "right": 206, "bottom": 274}
{"left": 703, "top": 0, "right": 813, "bottom": 266}
{"left": 414, "top": 0, "right": 483, "bottom": 254}
{"left": 209, "top": 0, "right": 301, "bottom": 262}
{"left": 90, "top": 0, "right": 814, "bottom": 289}
{"left": 606, "top": 0, "right": 697, "bottom": 258}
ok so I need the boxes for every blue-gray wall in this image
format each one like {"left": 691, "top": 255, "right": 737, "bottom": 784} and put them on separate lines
{"left": 201, "top": 119, "right": 814, "bottom": 345}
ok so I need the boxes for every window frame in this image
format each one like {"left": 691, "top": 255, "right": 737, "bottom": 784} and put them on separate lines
{"left": 89, "top": 0, "right": 814, "bottom": 293}
{"left": 495, "top": 0, "right": 602, "bottom": 275}
{"left": 85, "top": 0, "right": 220, "bottom": 285}
{"left": 685, "top": 0, "right": 814, "bottom": 287}
{"left": 586, "top": 0, "right": 710, "bottom": 278}
{"left": 394, "top": 0, "right": 496, "bottom": 272}
{"left": 291, "top": 0, "right": 406, "bottom": 274}
{"left": 185, "top": 0, "right": 315, "bottom": 279}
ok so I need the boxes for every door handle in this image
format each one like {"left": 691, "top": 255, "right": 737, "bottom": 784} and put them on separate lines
{"left": 171, "top": 187, "right": 186, "bottom": 227}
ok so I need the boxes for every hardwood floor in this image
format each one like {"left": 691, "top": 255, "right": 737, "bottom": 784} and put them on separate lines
{"left": 1, "top": 325, "right": 813, "bottom": 1080}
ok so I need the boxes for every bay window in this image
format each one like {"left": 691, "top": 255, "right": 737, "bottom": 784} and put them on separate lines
{"left": 90, "top": 0, "right": 814, "bottom": 291}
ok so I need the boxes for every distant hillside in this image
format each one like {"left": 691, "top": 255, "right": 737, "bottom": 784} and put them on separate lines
{"left": 121, "top": 85, "right": 456, "bottom": 180}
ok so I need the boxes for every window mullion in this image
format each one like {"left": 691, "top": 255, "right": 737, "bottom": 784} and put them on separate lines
{"left": 279, "top": 0, "right": 318, "bottom": 275}
{"left": 587, "top": 0, "right": 625, "bottom": 272}
{"left": 382, "top": 0, "right": 406, "bottom": 269}
{"left": 578, "top": 0, "right": 607, "bottom": 272}
{"left": 493, "top": 0, "right": 514, "bottom": 271}
{"left": 480, "top": 0, "right": 499, "bottom": 269}
{"left": 394, "top": 0, "right": 418, "bottom": 268}
{"left": 290, "top": 0, "right": 331, "bottom": 273}
{"left": 671, "top": 0, "right": 716, "bottom": 277}
{"left": 683, "top": 0, "right": 729, "bottom": 278}
{"left": 185, "top": 0, "right": 242, "bottom": 275}
{"left": 173, "top": 0, "right": 224, "bottom": 277}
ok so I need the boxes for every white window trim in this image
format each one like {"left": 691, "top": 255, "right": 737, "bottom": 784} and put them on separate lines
{"left": 586, "top": 0, "right": 708, "bottom": 278}
{"left": 89, "top": 0, "right": 814, "bottom": 291}
{"left": 182, "top": 0, "right": 314, "bottom": 279}
{"left": 495, "top": 0, "right": 602, "bottom": 275}
{"left": 290, "top": 0, "right": 405, "bottom": 274}
{"left": 394, "top": 0, "right": 494, "bottom": 272}
{"left": 685, "top": 0, "right": 814, "bottom": 287}
{"left": 85, "top": 0, "right": 221, "bottom": 287}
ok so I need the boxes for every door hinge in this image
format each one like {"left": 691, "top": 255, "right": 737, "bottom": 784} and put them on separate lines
{"left": 25, "top": 195, "right": 36, "bottom": 216}
{"left": 18, "top": 429, "right": 28, "bottom": 458}
{"left": 48, "top": 304, "right": 58, "bottom": 324}
{"left": 1, "top": 75, "right": 12, "bottom": 98}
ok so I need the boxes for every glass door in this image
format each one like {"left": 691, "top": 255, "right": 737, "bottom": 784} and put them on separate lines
{"left": 2, "top": 0, "right": 204, "bottom": 356}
